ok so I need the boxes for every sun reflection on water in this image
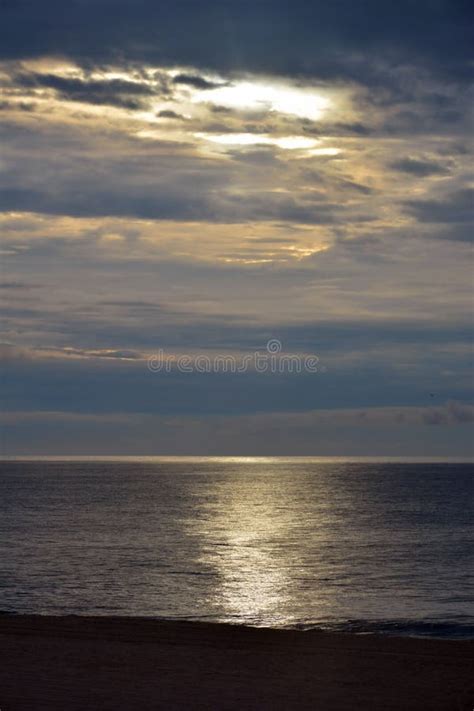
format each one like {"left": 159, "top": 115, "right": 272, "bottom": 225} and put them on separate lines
{"left": 195, "top": 469, "right": 300, "bottom": 625}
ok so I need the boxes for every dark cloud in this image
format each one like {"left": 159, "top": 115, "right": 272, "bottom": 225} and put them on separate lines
{"left": 3, "top": 404, "right": 473, "bottom": 457}
{"left": 422, "top": 401, "right": 474, "bottom": 425}
{"left": 1, "top": 336, "right": 472, "bottom": 424}
{"left": 172, "top": 74, "right": 226, "bottom": 90}
{"left": 437, "top": 224, "right": 474, "bottom": 243}
{"left": 304, "top": 122, "right": 373, "bottom": 137}
{"left": 0, "top": 185, "right": 218, "bottom": 222}
{"left": 447, "top": 400, "right": 474, "bottom": 424}
{"left": 2, "top": 276, "right": 473, "bottom": 356}
{"left": 210, "top": 105, "right": 233, "bottom": 114}
{"left": 404, "top": 188, "right": 474, "bottom": 224}
{"left": 387, "top": 109, "right": 466, "bottom": 136}
{"left": 0, "top": 1, "right": 472, "bottom": 85}
{"left": 157, "top": 109, "right": 186, "bottom": 119}
{"left": 391, "top": 157, "right": 450, "bottom": 177}
{"left": 0, "top": 179, "right": 365, "bottom": 225}
{"left": 0, "top": 281, "right": 38, "bottom": 289}
{"left": 331, "top": 122, "right": 373, "bottom": 137}
{"left": 13, "top": 72, "right": 157, "bottom": 110}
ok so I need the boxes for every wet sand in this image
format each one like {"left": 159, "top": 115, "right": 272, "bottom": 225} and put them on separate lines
{"left": 0, "top": 615, "right": 473, "bottom": 710}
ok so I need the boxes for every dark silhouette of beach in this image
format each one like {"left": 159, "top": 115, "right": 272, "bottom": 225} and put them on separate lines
{"left": 0, "top": 615, "right": 472, "bottom": 710}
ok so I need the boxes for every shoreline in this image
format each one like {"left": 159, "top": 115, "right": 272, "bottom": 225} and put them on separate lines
{"left": 1, "top": 610, "right": 473, "bottom": 640}
{"left": 1, "top": 615, "right": 473, "bottom": 709}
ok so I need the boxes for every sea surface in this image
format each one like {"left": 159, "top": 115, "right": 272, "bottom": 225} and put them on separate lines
{"left": 0, "top": 458, "right": 473, "bottom": 638}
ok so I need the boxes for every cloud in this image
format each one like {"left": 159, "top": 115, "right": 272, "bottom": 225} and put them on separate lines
{"left": 0, "top": 130, "right": 367, "bottom": 224}
{"left": 172, "top": 73, "right": 226, "bottom": 90}
{"left": 0, "top": 281, "right": 38, "bottom": 290}
{"left": 0, "top": 0, "right": 471, "bottom": 86}
{"left": 0, "top": 99, "right": 35, "bottom": 112}
{"left": 404, "top": 188, "right": 474, "bottom": 225}
{"left": 390, "top": 157, "right": 450, "bottom": 177}
{"left": 157, "top": 109, "right": 186, "bottom": 119}
{"left": 422, "top": 401, "right": 474, "bottom": 425}
{"left": 2, "top": 403, "right": 473, "bottom": 456}
{"left": 1, "top": 312, "right": 472, "bottom": 422}
{"left": 13, "top": 72, "right": 158, "bottom": 109}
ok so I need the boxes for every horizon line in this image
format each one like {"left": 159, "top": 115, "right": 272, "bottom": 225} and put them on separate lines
{"left": 1, "top": 455, "right": 473, "bottom": 463}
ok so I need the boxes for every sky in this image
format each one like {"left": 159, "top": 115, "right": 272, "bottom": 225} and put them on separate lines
{"left": 0, "top": 0, "right": 473, "bottom": 456}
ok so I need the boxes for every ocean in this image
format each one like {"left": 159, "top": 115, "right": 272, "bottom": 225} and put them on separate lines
{"left": 0, "top": 458, "right": 472, "bottom": 638}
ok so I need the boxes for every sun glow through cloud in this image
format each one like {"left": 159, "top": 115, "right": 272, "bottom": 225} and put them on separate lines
{"left": 193, "top": 80, "right": 331, "bottom": 120}
{"left": 196, "top": 133, "right": 320, "bottom": 150}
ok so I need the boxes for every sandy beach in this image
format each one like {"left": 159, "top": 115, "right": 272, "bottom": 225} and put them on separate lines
{"left": 0, "top": 615, "right": 472, "bottom": 710}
